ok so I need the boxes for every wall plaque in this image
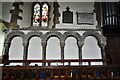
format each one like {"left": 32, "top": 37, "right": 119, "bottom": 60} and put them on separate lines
{"left": 62, "top": 7, "right": 73, "bottom": 23}
{"left": 76, "top": 12, "right": 94, "bottom": 25}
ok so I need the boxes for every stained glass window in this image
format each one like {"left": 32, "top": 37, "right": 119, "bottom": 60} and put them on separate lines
{"left": 32, "top": 2, "right": 49, "bottom": 27}
{"left": 33, "top": 3, "right": 40, "bottom": 26}
{"left": 42, "top": 3, "right": 49, "bottom": 27}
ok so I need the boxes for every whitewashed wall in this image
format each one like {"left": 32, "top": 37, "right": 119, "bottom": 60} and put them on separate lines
{"left": 2, "top": 2, "right": 96, "bottom": 28}
{"left": 57, "top": 2, "right": 97, "bottom": 29}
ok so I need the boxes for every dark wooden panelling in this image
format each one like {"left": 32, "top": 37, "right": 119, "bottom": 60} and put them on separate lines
{"left": 104, "top": 32, "right": 120, "bottom": 65}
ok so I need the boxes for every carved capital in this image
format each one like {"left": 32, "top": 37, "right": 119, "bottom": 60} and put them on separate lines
{"left": 77, "top": 41, "right": 84, "bottom": 47}
{"left": 60, "top": 41, "right": 65, "bottom": 48}
{"left": 100, "top": 36, "right": 107, "bottom": 47}
{"left": 4, "top": 42, "right": 11, "bottom": 48}
{"left": 22, "top": 41, "right": 28, "bottom": 47}
{"left": 41, "top": 41, "right": 47, "bottom": 47}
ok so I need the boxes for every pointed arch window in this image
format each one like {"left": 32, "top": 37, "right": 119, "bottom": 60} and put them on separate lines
{"left": 33, "top": 3, "right": 41, "bottom": 26}
{"left": 32, "top": 2, "right": 49, "bottom": 27}
{"left": 42, "top": 3, "right": 49, "bottom": 27}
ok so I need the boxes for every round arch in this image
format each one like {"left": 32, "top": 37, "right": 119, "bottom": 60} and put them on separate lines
{"left": 25, "top": 32, "right": 43, "bottom": 44}
{"left": 63, "top": 32, "right": 82, "bottom": 42}
{"left": 82, "top": 31, "right": 102, "bottom": 47}
{"left": 3, "top": 31, "right": 25, "bottom": 57}
{"left": 3, "top": 30, "right": 25, "bottom": 60}
{"left": 44, "top": 32, "right": 62, "bottom": 42}
{"left": 5, "top": 31, "right": 25, "bottom": 44}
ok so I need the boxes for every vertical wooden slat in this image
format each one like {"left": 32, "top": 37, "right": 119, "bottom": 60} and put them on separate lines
{"left": 36, "top": 69, "right": 39, "bottom": 79}
{"left": 106, "top": 68, "right": 110, "bottom": 77}
{"left": 102, "top": 2, "right": 120, "bottom": 26}
{"left": 114, "top": 3, "right": 117, "bottom": 26}
{"left": 118, "top": 2, "right": 120, "bottom": 25}
{"left": 58, "top": 69, "right": 61, "bottom": 79}
{"left": 116, "top": 2, "right": 119, "bottom": 26}
{"left": 108, "top": 2, "right": 110, "bottom": 26}
{"left": 102, "top": 2, "right": 106, "bottom": 26}
{"left": 93, "top": 68, "right": 96, "bottom": 78}
{"left": 109, "top": 2, "right": 112, "bottom": 25}
{"left": 50, "top": 70, "right": 54, "bottom": 79}
{"left": 44, "top": 69, "right": 46, "bottom": 79}
{"left": 110, "top": 2, "right": 113, "bottom": 26}
{"left": 20, "top": 71, "right": 24, "bottom": 80}
{"left": 79, "top": 69, "right": 82, "bottom": 79}
{"left": 72, "top": 69, "right": 75, "bottom": 79}
{"left": 102, "top": 2, "right": 104, "bottom": 26}
{"left": 65, "top": 68, "right": 68, "bottom": 79}
{"left": 105, "top": 3, "right": 108, "bottom": 26}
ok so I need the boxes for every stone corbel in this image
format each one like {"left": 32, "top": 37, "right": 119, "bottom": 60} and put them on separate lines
{"left": 100, "top": 36, "right": 107, "bottom": 47}
{"left": 22, "top": 41, "right": 28, "bottom": 47}
{"left": 41, "top": 41, "right": 47, "bottom": 48}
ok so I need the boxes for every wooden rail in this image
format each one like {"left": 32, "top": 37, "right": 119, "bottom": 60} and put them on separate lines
{"left": 3, "top": 59, "right": 108, "bottom": 66}
{"left": 2, "top": 65, "right": 120, "bottom": 80}
{"left": 1, "top": 59, "right": 120, "bottom": 80}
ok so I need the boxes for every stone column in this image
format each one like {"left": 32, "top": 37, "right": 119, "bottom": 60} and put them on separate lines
{"left": 60, "top": 41, "right": 65, "bottom": 65}
{"left": 3, "top": 43, "right": 11, "bottom": 65}
{"left": 101, "top": 46, "right": 106, "bottom": 65}
{"left": 41, "top": 41, "right": 47, "bottom": 66}
{"left": 77, "top": 41, "right": 84, "bottom": 65}
{"left": 100, "top": 36, "right": 107, "bottom": 65}
{"left": 23, "top": 41, "right": 28, "bottom": 66}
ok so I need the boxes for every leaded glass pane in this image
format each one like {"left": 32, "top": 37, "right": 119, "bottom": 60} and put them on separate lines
{"left": 33, "top": 3, "right": 40, "bottom": 26}
{"left": 42, "top": 3, "right": 48, "bottom": 27}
